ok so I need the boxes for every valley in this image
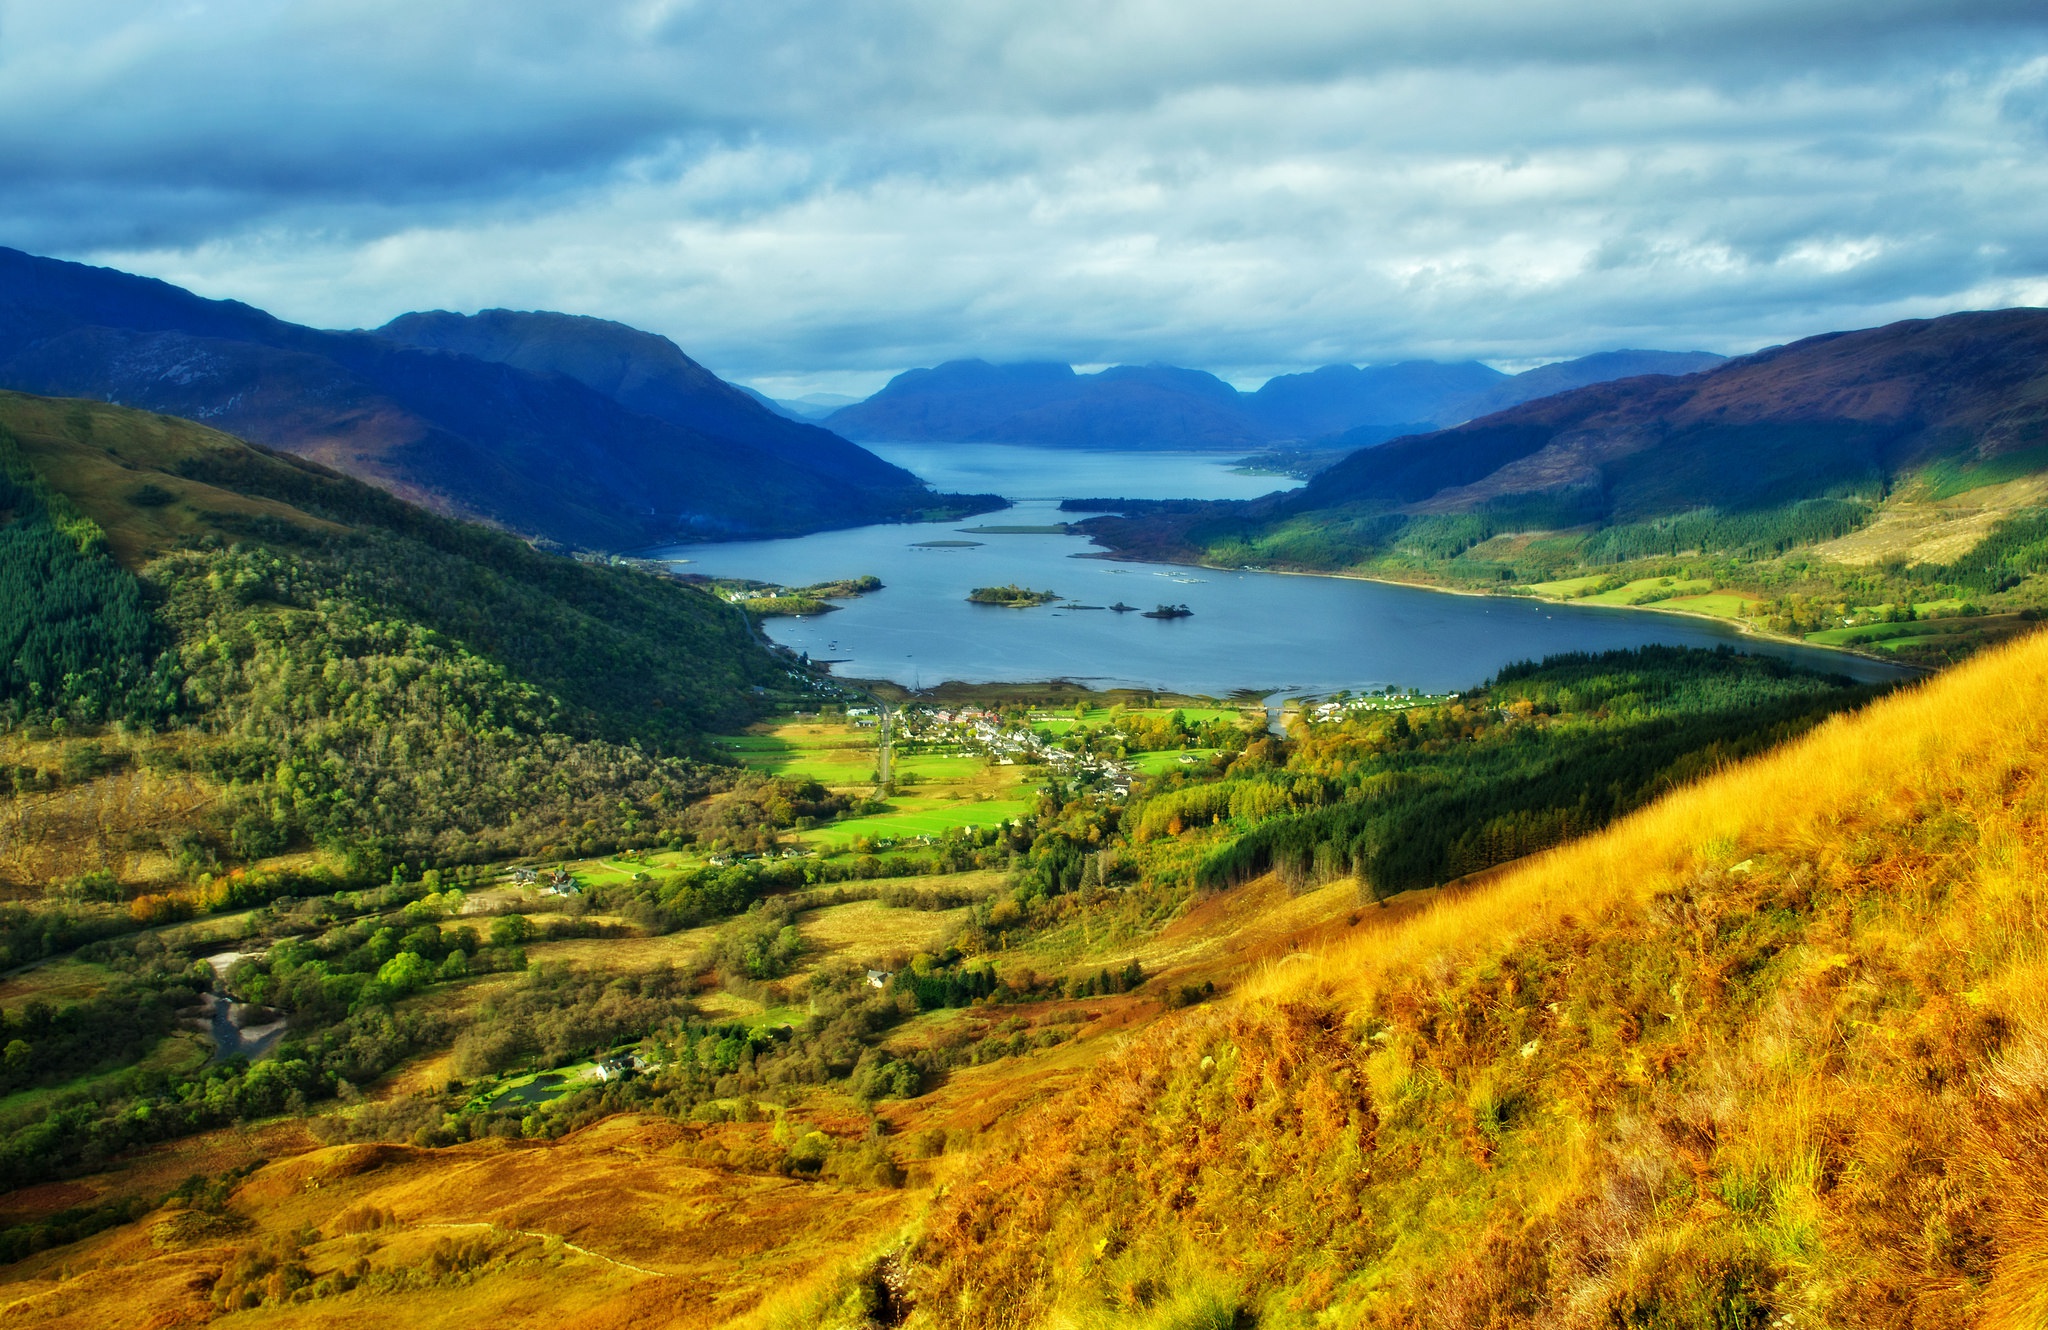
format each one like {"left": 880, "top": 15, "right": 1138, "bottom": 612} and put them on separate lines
{"left": 3, "top": 304, "right": 2048, "bottom": 1330}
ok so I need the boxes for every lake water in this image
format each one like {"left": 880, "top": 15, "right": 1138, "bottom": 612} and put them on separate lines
{"left": 653, "top": 443, "right": 1910, "bottom": 697}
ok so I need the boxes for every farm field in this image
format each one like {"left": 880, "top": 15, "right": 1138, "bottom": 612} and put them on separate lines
{"left": 1032, "top": 704, "right": 1247, "bottom": 736}
{"left": 1526, "top": 575, "right": 1715, "bottom": 606}
{"left": 1128, "top": 748, "right": 1222, "bottom": 775}
{"left": 795, "top": 898, "right": 980, "bottom": 971}
{"left": 1657, "top": 591, "right": 1760, "bottom": 618}
{"left": 709, "top": 720, "right": 878, "bottom": 789}
{"left": 1804, "top": 616, "right": 1991, "bottom": 649}
{"left": 800, "top": 795, "right": 1036, "bottom": 850}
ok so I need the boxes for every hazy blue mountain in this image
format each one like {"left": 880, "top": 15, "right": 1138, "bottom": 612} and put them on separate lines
{"left": 829, "top": 351, "right": 1729, "bottom": 451}
{"left": 1247, "top": 360, "right": 1508, "bottom": 439}
{"left": 774, "top": 392, "right": 864, "bottom": 420}
{"left": 827, "top": 360, "right": 1081, "bottom": 441}
{"left": 1451, "top": 349, "right": 1727, "bottom": 422}
{"left": 0, "top": 248, "right": 983, "bottom": 548}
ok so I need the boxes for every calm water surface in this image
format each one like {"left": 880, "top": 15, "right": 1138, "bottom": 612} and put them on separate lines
{"left": 654, "top": 444, "right": 1908, "bottom": 696}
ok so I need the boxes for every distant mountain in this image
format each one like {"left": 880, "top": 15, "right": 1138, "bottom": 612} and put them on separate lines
{"left": 0, "top": 248, "right": 989, "bottom": 549}
{"left": 1247, "top": 360, "right": 1508, "bottom": 439}
{"left": 827, "top": 351, "right": 1726, "bottom": 451}
{"left": 1290, "top": 313, "right": 2046, "bottom": 523}
{"left": 376, "top": 309, "right": 915, "bottom": 494}
{"left": 745, "top": 390, "right": 863, "bottom": 421}
{"left": 1446, "top": 349, "right": 1729, "bottom": 422}
{"left": 829, "top": 359, "right": 1267, "bottom": 450}
{"left": 1077, "top": 309, "right": 2048, "bottom": 570}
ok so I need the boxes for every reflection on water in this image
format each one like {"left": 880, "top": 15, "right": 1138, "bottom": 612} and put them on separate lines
{"left": 656, "top": 446, "right": 1909, "bottom": 697}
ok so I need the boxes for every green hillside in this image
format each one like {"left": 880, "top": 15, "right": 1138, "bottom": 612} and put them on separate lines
{"left": 0, "top": 390, "right": 800, "bottom": 879}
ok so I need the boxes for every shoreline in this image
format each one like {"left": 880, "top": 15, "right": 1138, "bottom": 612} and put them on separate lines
{"left": 1083, "top": 545, "right": 1928, "bottom": 677}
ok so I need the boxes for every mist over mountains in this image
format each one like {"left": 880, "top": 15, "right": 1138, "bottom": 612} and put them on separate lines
{"left": 821, "top": 349, "right": 1725, "bottom": 451}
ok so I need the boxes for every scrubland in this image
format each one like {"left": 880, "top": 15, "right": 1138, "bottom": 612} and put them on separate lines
{"left": 0, "top": 635, "right": 2037, "bottom": 1325}
{"left": 901, "top": 627, "right": 2048, "bottom": 1330}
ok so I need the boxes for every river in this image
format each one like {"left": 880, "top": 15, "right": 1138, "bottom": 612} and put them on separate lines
{"left": 652, "top": 443, "right": 1910, "bottom": 696}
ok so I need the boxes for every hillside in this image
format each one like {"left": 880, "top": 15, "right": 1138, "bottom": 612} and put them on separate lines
{"left": 374, "top": 309, "right": 917, "bottom": 495}
{"left": 0, "top": 643, "right": 1893, "bottom": 1327}
{"left": 0, "top": 604, "right": 2038, "bottom": 1327}
{"left": 1077, "top": 309, "right": 2048, "bottom": 667}
{"left": 0, "top": 389, "right": 817, "bottom": 883}
{"left": 0, "top": 248, "right": 990, "bottom": 550}
{"left": 825, "top": 351, "right": 1724, "bottom": 451}
{"left": 898, "top": 624, "right": 2048, "bottom": 1330}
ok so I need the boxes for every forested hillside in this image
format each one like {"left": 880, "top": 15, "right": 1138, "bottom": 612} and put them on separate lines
{"left": 0, "top": 390, "right": 803, "bottom": 880}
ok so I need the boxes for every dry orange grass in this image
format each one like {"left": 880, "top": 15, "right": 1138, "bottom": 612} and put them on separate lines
{"left": 906, "top": 628, "right": 2048, "bottom": 1330}
{"left": 797, "top": 900, "right": 973, "bottom": 971}
{"left": 0, "top": 1117, "right": 912, "bottom": 1328}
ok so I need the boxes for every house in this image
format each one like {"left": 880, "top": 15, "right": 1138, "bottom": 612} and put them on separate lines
{"left": 510, "top": 867, "right": 539, "bottom": 886}
{"left": 542, "top": 868, "right": 580, "bottom": 896}
{"left": 594, "top": 1052, "right": 644, "bottom": 1082}
{"left": 866, "top": 969, "right": 893, "bottom": 989}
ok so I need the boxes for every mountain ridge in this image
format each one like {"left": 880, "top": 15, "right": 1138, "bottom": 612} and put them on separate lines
{"left": 0, "top": 249, "right": 992, "bottom": 550}
{"left": 825, "top": 350, "right": 1726, "bottom": 451}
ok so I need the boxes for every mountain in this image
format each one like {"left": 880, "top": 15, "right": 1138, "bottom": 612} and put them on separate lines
{"left": 827, "top": 351, "right": 1725, "bottom": 451}
{"left": 740, "top": 389, "right": 863, "bottom": 421}
{"left": 0, "top": 248, "right": 989, "bottom": 550}
{"left": 373, "top": 309, "right": 914, "bottom": 496}
{"left": 1068, "top": 309, "right": 2048, "bottom": 668}
{"left": 1288, "top": 310, "right": 2048, "bottom": 525}
{"left": 1451, "top": 348, "right": 1727, "bottom": 420}
{"left": 1246, "top": 359, "right": 1508, "bottom": 438}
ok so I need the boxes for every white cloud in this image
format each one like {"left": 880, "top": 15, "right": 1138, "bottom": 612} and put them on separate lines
{"left": 3, "top": 0, "right": 2045, "bottom": 380}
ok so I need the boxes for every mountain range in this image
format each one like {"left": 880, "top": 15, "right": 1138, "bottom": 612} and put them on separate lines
{"left": 0, "top": 248, "right": 990, "bottom": 550}
{"left": 1285, "top": 308, "right": 2048, "bottom": 523}
{"left": 821, "top": 349, "right": 1725, "bottom": 450}
{"left": 1077, "top": 307, "right": 2048, "bottom": 572}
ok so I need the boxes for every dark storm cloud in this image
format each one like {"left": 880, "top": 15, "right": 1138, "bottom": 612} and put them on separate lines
{"left": 4, "top": 0, "right": 2046, "bottom": 387}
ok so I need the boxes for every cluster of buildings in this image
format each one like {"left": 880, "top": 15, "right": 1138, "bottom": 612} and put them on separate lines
{"left": 894, "top": 706, "right": 1135, "bottom": 800}
{"left": 1299, "top": 692, "right": 1449, "bottom": 725}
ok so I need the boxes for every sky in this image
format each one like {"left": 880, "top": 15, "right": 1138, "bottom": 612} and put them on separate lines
{"left": 4, "top": 1, "right": 2048, "bottom": 397}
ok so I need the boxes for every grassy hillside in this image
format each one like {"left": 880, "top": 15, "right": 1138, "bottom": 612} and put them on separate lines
{"left": 0, "top": 623, "right": 2023, "bottom": 1327}
{"left": 0, "top": 389, "right": 808, "bottom": 881}
{"left": 901, "top": 626, "right": 2048, "bottom": 1330}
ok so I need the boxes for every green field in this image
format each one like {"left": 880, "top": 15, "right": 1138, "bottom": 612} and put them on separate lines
{"left": 1525, "top": 576, "right": 1718, "bottom": 608}
{"left": 1659, "top": 592, "right": 1760, "bottom": 619}
{"left": 1524, "top": 575, "right": 1608, "bottom": 598}
{"left": 1810, "top": 618, "right": 1949, "bottom": 647}
{"left": 802, "top": 797, "right": 1037, "bottom": 849}
{"left": 711, "top": 722, "right": 877, "bottom": 787}
{"left": 1129, "top": 748, "right": 1223, "bottom": 775}
{"left": 1584, "top": 577, "right": 1713, "bottom": 606}
{"left": 894, "top": 754, "right": 989, "bottom": 783}
{"left": 1806, "top": 618, "right": 1982, "bottom": 649}
{"left": 1035, "top": 705, "right": 1247, "bottom": 736}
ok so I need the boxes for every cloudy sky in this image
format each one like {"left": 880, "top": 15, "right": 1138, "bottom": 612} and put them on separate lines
{"left": 5, "top": 1, "right": 2047, "bottom": 394}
